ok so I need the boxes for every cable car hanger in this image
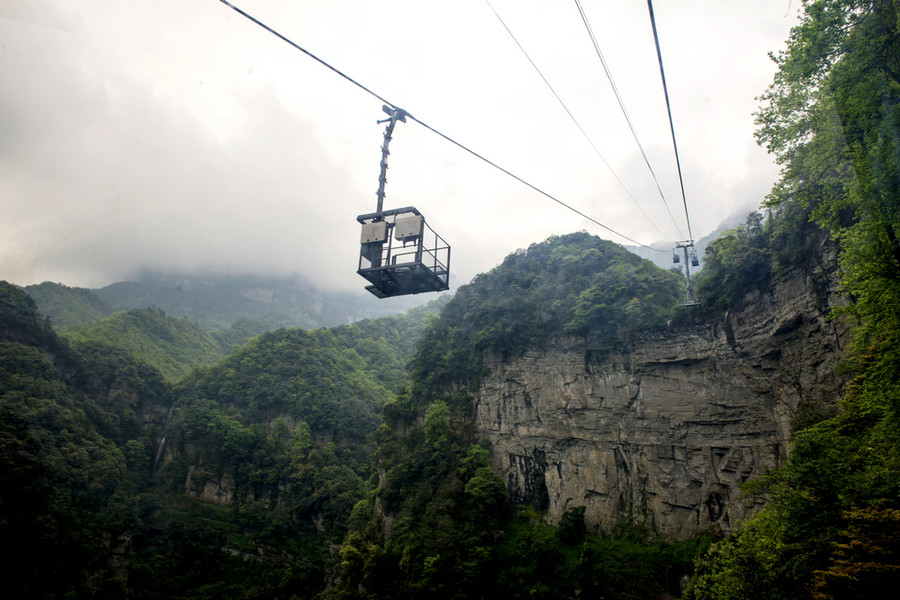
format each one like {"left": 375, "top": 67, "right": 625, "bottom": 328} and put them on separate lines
{"left": 356, "top": 105, "right": 451, "bottom": 299}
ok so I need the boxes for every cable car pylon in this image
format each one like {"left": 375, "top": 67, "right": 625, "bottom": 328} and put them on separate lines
{"left": 673, "top": 240, "right": 699, "bottom": 306}
{"left": 356, "top": 105, "right": 450, "bottom": 298}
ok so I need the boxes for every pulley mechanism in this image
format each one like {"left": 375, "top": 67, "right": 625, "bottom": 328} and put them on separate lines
{"left": 356, "top": 105, "right": 450, "bottom": 298}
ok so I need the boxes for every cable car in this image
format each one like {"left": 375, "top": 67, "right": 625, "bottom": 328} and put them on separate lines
{"left": 357, "top": 207, "right": 450, "bottom": 298}
{"left": 673, "top": 241, "right": 700, "bottom": 306}
{"left": 357, "top": 106, "right": 450, "bottom": 298}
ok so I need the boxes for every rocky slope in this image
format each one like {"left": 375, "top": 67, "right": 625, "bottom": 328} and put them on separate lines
{"left": 472, "top": 249, "right": 847, "bottom": 539}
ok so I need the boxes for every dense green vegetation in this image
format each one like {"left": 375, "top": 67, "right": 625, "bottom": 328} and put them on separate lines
{"left": 95, "top": 272, "right": 429, "bottom": 331}
{"left": 1, "top": 282, "right": 171, "bottom": 599}
{"left": 693, "top": 203, "right": 833, "bottom": 313}
{"left": 5, "top": 3, "right": 898, "bottom": 596}
{"left": 322, "top": 234, "right": 696, "bottom": 599}
{"left": 329, "top": 386, "right": 710, "bottom": 600}
{"left": 23, "top": 281, "right": 114, "bottom": 330}
{"left": 685, "top": 2, "right": 900, "bottom": 598}
{"left": 65, "top": 307, "right": 228, "bottom": 381}
{"left": 1, "top": 280, "right": 443, "bottom": 599}
{"left": 27, "top": 279, "right": 447, "bottom": 382}
{"left": 1, "top": 232, "right": 697, "bottom": 599}
{"left": 132, "top": 327, "right": 402, "bottom": 598}
{"left": 410, "top": 232, "right": 683, "bottom": 389}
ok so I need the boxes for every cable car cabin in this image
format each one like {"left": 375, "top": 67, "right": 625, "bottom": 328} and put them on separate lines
{"left": 357, "top": 206, "right": 450, "bottom": 298}
{"left": 672, "top": 251, "right": 680, "bottom": 264}
{"left": 690, "top": 252, "right": 700, "bottom": 267}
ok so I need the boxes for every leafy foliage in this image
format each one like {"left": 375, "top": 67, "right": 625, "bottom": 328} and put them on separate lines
{"left": 325, "top": 236, "right": 705, "bottom": 600}
{"left": 1, "top": 281, "right": 168, "bottom": 598}
{"left": 687, "top": 2, "right": 900, "bottom": 597}
{"left": 65, "top": 307, "right": 227, "bottom": 381}
{"left": 693, "top": 203, "right": 835, "bottom": 313}
{"left": 694, "top": 212, "right": 772, "bottom": 311}
{"left": 409, "top": 232, "right": 682, "bottom": 389}
{"left": 333, "top": 495, "right": 708, "bottom": 600}
{"left": 24, "top": 281, "right": 113, "bottom": 330}
{"left": 1, "top": 279, "right": 444, "bottom": 598}
{"left": 1, "top": 281, "right": 75, "bottom": 361}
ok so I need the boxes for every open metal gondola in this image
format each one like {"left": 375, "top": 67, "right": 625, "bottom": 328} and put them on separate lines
{"left": 356, "top": 106, "right": 450, "bottom": 298}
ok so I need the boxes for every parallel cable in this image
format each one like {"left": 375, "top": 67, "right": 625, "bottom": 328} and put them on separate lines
{"left": 647, "top": 0, "right": 694, "bottom": 242}
{"left": 408, "top": 116, "right": 653, "bottom": 248}
{"left": 573, "top": 0, "right": 684, "bottom": 240}
{"left": 483, "top": 0, "right": 670, "bottom": 242}
{"left": 219, "top": 0, "right": 392, "bottom": 107}
{"left": 219, "top": 0, "right": 665, "bottom": 252}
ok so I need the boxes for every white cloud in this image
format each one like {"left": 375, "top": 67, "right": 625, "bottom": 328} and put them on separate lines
{"left": 0, "top": 0, "right": 799, "bottom": 291}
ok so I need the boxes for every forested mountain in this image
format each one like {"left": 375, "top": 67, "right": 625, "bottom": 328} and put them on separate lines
{"left": 329, "top": 233, "right": 706, "bottom": 599}
{"left": 408, "top": 232, "right": 683, "bottom": 388}
{"left": 94, "top": 271, "right": 431, "bottom": 331}
{"left": 63, "top": 307, "right": 227, "bottom": 381}
{"left": 0, "top": 280, "right": 442, "bottom": 598}
{"left": 3, "top": 2, "right": 899, "bottom": 598}
{"left": 1, "top": 282, "right": 172, "bottom": 598}
{"left": 1, "top": 233, "right": 706, "bottom": 599}
{"left": 24, "top": 280, "right": 448, "bottom": 383}
{"left": 23, "top": 281, "right": 114, "bottom": 330}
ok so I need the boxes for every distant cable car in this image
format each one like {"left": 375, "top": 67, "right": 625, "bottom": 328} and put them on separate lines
{"left": 357, "top": 106, "right": 450, "bottom": 298}
{"left": 674, "top": 240, "right": 699, "bottom": 306}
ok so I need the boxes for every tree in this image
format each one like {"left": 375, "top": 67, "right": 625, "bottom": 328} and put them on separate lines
{"left": 810, "top": 505, "right": 900, "bottom": 599}
{"left": 687, "top": 3, "right": 900, "bottom": 596}
{"left": 556, "top": 506, "right": 587, "bottom": 546}
{"left": 756, "top": 0, "right": 900, "bottom": 344}
{"left": 694, "top": 212, "right": 772, "bottom": 311}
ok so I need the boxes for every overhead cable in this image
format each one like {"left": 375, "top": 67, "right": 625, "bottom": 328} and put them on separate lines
{"left": 573, "top": 0, "right": 685, "bottom": 241}
{"left": 483, "top": 0, "right": 670, "bottom": 243}
{"left": 219, "top": 0, "right": 663, "bottom": 252}
{"left": 646, "top": 0, "right": 694, "bottom": 242}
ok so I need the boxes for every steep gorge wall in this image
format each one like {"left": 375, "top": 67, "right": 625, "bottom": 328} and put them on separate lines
{"left": 473, "top": 255, "right": 847, "bottom": 539}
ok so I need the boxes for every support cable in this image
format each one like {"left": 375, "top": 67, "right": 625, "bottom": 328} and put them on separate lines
{"left": 647, "top": 0, "right": 694, "bottom": 242}
{"left": 219, "top": 0, "right": 665, "bottom": 252}
{"left": 573, "top": 0, "right": 684, "bottom": 240}
{"left": 483, "top": 0, "right": 670, "bottom": 242}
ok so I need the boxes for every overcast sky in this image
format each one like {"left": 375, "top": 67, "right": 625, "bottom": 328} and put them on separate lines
{"left": 0, "top": 0, "right": 799, "bottom": 293}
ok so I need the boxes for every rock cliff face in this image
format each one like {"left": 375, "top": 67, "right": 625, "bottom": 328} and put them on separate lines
{"left": 472, "top": 255, "right": 847, "bottom": 539}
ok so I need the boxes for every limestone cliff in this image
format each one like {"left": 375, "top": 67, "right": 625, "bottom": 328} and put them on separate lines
{"left": 472, "top": 253, "right": 847, "bottom": 539}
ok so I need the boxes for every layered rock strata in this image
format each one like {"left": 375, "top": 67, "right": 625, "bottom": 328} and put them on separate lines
{"left": 473, "top": 259, "right": 846, "bottom": 538}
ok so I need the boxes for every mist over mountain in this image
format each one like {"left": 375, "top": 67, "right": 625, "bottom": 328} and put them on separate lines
{"left": 26, "top": 271, "right": 435, "bottom": 334}
{"left": 94, "top": 271, "right": 434, "bottom": 330}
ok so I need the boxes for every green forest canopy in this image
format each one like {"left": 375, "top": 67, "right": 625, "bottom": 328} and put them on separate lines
{"left": 4, "top": 2, "right": 900, "bottom": 597}
{"left": 409, "top": 232, "right": 683, "bottom": 389}
{"left": 0, "top": 280, "right": 442, "bottom": 599}
{"left": 685, "top": 2, "right": 900, "bottom": 598}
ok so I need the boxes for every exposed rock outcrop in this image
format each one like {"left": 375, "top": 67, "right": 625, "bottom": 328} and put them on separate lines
{"left": 473, "top": 255, "right": 847, "bottom": 539}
